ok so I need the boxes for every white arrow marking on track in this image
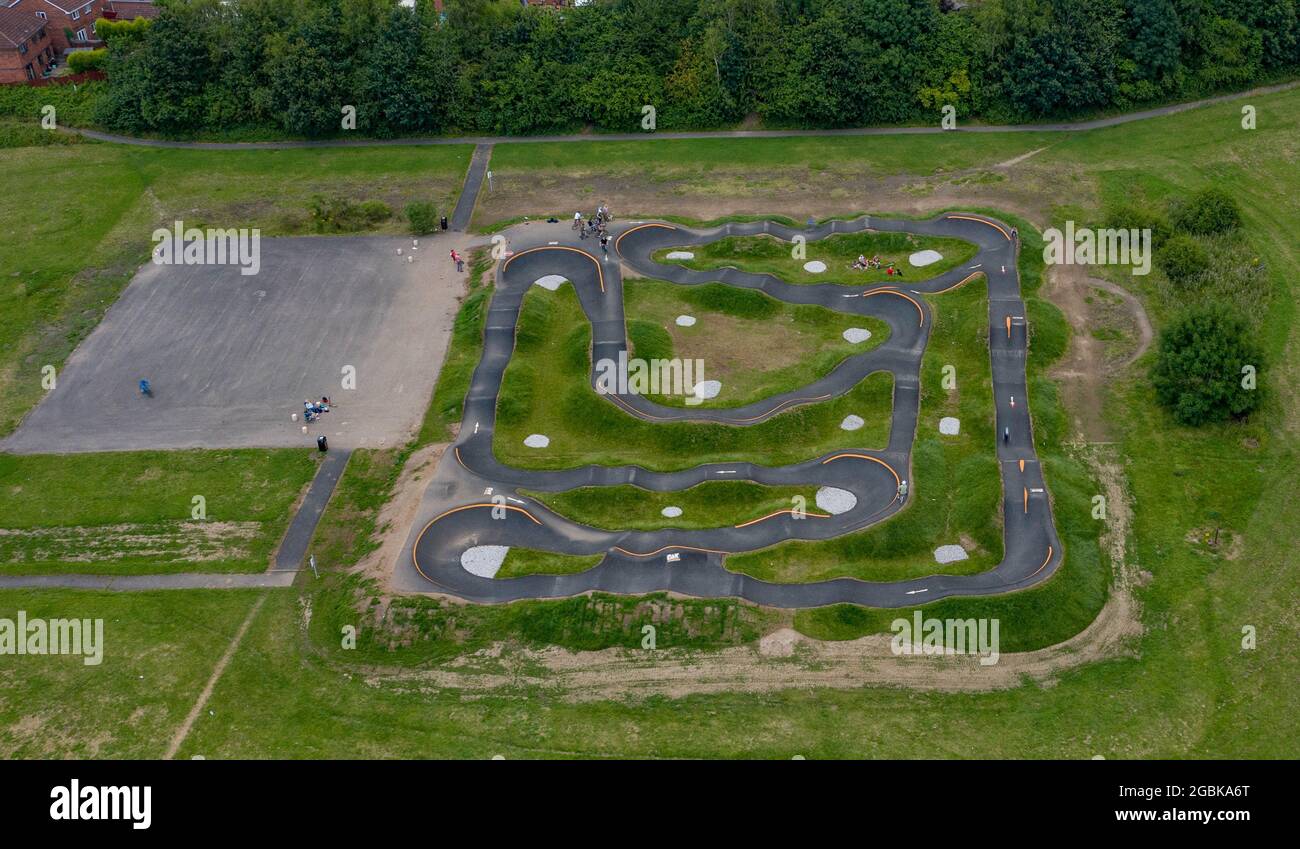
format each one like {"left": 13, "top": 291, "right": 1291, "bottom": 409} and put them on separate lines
{"left": 905, "top": 588, "right": 929, "bottom": 595}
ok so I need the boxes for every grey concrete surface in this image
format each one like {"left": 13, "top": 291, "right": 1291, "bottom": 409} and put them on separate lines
{"left": 3, "top": 236, "right": 461, "bottom": 454}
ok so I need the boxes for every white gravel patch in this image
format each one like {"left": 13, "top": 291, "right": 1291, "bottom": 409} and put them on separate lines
{"left": 661, "top": 506, "right": 683, "bottom": 518}
{"left": 534, "top": 275, "right": 567, "bottom": 290}
{"left": 523, "top": 434, "right": 550, "bottom": 448}
{"left": 692, "top": 379, "right": 722, "bottom": 400}
{"left": 934, "top": 544, "right": 969, "bottom": 564}
{"left": 675, "top": 315, "right": 697, "bottom": 327}
{"left": 666, "top": 250, "right": 695, "bottom": 260}
{"left": 815, "top": 486, "right": 857, "bottom": 515}
{"left": 939, "top": 416, "right": 961, "bottom": 436}
{"left": 803, "top": 260, "right": 827, "bottom": 273}
{"left": 910, "top": 249, "right": 943, "bottom": 267}
{"left": 840, "top": 414, "right": 865, "bottom": 431}
{"left": 842, "top": 327, "right": 873, "bottom": 344}
{"left": 461, "top": 545, "right": 510, "bottom": 578}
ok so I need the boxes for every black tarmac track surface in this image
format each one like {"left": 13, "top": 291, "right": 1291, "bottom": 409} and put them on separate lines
{"left": 401, "top": 213, "right": 1062, "bottom": 608}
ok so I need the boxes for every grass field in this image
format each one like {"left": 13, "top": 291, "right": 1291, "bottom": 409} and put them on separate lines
{"left": 493, "top": 282, "right": 893, "bottom": 470}
{"left": 655, "top": 231, "right": 978, "bottom": 286}
{"left": 622, "top": 278, "right": 888, "bottom": 408}
{"left": 496, "top": 548, "right": 604, "bottom": 578}
{"left": 726, "top": 278, "right": 1001, "bottom": 583}
{"left": 525, "top": 481, "right": 818, "bottom": 532}
{"left": 0, "top": 450, "right": 316, "bottom": 575}
{"left": 2, "top": 85, "right": 1299, "bottom": 758}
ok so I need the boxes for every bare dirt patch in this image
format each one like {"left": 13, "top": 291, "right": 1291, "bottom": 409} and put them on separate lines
{"left": 0, "top": 521, "right": 261, "bottom": 566}
{"left": 1045, "top": 265, "right": 1152, "bottom": 443}
{"left": 479, "top": 158, "right": 1071, "bottom": 233}
{"left": 356, "top": 442, "right": 448, "bottom": 595}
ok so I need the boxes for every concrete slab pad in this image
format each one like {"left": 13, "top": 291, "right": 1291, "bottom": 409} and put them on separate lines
{"left": 3, "top": 236, "right": 460, "bottom": 453}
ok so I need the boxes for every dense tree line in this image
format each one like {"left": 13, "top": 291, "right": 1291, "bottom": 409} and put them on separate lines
{"left": 93, "top": 0, "right": 1300, "bottom": 137}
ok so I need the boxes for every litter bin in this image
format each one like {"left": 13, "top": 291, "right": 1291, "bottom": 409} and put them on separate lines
{"left": 317, "top": 435, "right": 328, "bottom": 452}
{"left": 440, "top": 216, "right": 448, "bottom": 231}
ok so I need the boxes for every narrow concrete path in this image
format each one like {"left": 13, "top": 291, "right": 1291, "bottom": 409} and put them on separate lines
{"left": 59, "top": 80, "right": 1298, "bottom": 151}
{"left": 275, "top": 448, "right": 352, "bottom": 570}
{"left": 450, "top": 144, "right": 492, "bottom": 231}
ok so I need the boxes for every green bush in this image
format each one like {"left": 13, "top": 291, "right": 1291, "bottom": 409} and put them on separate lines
{"left": 67, "top": 49, "right": 108, "bottom": 74}
{"left": 1103, "top": 202, "right": 1171, "bottom": 247}
{"left": 307, "top": 195, "right": 390, "bottom": 233}
{"left": 1151, "top": 305, "right": 1263, "bottom": 426}
{"left": 1156, "top": 233, "right": 1210, "bottom": 284}
{"left": 405, "top": 201, "right": 438, "bottom": 236}
{"left": 1170, "top": 187, "right": 1241, "bottom": 235}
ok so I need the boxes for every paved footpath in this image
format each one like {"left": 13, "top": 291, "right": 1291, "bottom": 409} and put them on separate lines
{"left": 59, "top": 80, "right": 1298, "bottom": 151}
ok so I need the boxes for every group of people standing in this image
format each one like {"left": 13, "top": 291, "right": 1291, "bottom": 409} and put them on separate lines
{"left": 574, "top": 203, "right": 615, "bottom": 255}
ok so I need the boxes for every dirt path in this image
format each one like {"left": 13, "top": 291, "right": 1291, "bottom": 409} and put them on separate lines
{"left": 164, "top": 594, "right": 266, "bottom": 759}
{"left": 1044, "top": 264, "right": 1153, "bottom": 442}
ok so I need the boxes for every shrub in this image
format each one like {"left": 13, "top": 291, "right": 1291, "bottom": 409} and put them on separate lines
{"left": 1150, "top": 305, "right": 1263, "bottom": 426}
{"left": 1170, "top": 187, "right": 1241, "bottom": 235}
{"left": 1103, "top": 202, "right": 1171, "bottom": 247}
{"left": 1156, "top": 234, "right": 1209, "bottom": 284}
{"left": 307, "top": 196, "right": 390, "bottom": 233}
{"left": 406, "top": 201, "right": 438, "bottom": 236}
{"left": 67, "top": 49, "right": 107, "bottom": 74}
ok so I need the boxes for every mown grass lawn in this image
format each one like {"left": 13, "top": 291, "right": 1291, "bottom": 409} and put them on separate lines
{"left": 727, "top": 277, "right": 1002, "bottom": 584}
{"left": 655, "top": 231, "right": 978, "bottom": 286}
{"left": 525, "top": 481, "right": 818, "bottom": 532}
{"left": 493, "top": 282, "right": 893, "bottom": 471}
{"left": 622, "top": 278, "right": 888, "bottom": 408}
{"left": 0, "top": 450, "right": 316, "bottom": 574}
{"left": 496, "top": 548, "right": 604, "bottom": 578}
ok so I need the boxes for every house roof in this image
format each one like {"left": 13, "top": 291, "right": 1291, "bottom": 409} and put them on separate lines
{"left": 0, "top": 4, "right": 46, "bottom": 50}
{"left": 109, "top": 0, "right": 156, "bottom": 19}
{"left": 42, "top": 0, "right": 96, "bottom": 15}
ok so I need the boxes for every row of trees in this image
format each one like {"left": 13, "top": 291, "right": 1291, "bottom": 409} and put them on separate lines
{"left": 93, "top": 0, "right": 1300, "bottom": 138}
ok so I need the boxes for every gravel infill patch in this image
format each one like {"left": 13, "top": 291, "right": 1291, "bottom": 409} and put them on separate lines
{"left": 934, "top": 544, "right": 969, "bottom": 564}
{"left": 840, "top": 414, "right": 865, "bottom": 431}
{"left": 675, "top": 315, "right": 697, "bottom": 327}
{"left": 661, "top": 506, "right": 683, "bottom": 518}
{"left": 842, "top": 327, "right": 873, "bottom": 343}
{"left": 692, "top": 380, "right": 722, "bottom": 400}
{"left": 815, "top": 486, "right": 857, "bottom": 515}
{"left": 939, "top": 416, "right": 960, "bottom": 436}
{"left": 910, "top": 249, "right": 943, "bottom": 267}
{"left": 524, "top": 433, "right": 550, "bottom": 448}
{"left": 803, "top": 260, "right": 827, "bottom": 273}
{"left": 666, "top": 251, "right": 695, "bottom": 260}
{"left": 534, "top": 275, "right": 567, "bottom": 290}
{"left": 461, "top": 545, "right": 510, "bottom": 578}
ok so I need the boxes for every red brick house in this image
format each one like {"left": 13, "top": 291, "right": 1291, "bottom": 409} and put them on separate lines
{"left": 37, "top": 0, "right": 106, "bottom": 52}
{"left": 0, "top": 2, "right": 55, "bottom": 83}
